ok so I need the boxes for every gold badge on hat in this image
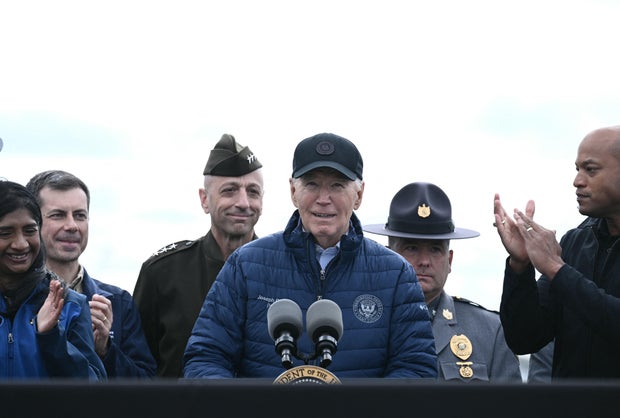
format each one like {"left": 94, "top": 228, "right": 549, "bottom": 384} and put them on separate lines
{"left": 442, "top": 308, "right": 453, "bottom": 320}
{"left": 417, "top": 204, "right": 430, "bottom": 218}
{"left": 450, "top": 334, "right": 474, "bottom": 378}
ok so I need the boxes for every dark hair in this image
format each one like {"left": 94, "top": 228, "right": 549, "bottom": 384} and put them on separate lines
{"left": 0, "top": 180, "right": 46, "bottom": 272}
{"left": 26, "top": 170, "right": 90, "bottom": 209}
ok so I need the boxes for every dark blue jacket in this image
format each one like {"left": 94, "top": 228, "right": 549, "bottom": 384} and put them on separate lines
{"left": 0, "top": 273, "right": 106, "bottom": 379}
{"left": 184, "top": 211, "right": 437, "bottom": 379}
{"left": 82, "top": 268, "right": 156, "bottom": 378}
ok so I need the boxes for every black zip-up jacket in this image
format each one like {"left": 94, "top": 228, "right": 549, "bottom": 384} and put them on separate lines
{"left": 500, "top": 217, "right": 620, "bottom": 379}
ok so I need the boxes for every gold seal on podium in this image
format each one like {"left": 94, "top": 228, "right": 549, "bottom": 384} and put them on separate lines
{"left": 273, "top": 365, "right": 341, "bottom": 385}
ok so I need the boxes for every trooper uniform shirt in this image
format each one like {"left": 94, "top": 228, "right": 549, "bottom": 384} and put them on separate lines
{"left": 431, "top": 291, "right": 522, "bottom": 383}
{"left": 133, "top": 231, "right": 256, "bottom": 377}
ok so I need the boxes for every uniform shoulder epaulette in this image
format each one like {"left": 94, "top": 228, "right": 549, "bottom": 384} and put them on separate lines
{"left": 146, "top": 239, "right": 198, "bottom": 262}
{"left": 452, "top": 295, "right": 499, "bottom": 314}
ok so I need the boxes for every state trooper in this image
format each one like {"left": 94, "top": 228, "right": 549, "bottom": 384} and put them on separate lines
{"left": 364, "top": 182, "right": 522, "bottom": 382}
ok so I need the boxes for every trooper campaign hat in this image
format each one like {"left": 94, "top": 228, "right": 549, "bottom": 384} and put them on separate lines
{"left": 363, "top": 182, "right": 479, "bottom": 240}
{"left": 203, "top": 134, "right": 262, "bottom": 176}
{"left": 292, "top": 133, "right": 363, "bottom": 181}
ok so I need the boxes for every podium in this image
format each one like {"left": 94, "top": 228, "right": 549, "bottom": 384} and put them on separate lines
{"left": 1, "top": 379, "right": 619, "bottom": 418}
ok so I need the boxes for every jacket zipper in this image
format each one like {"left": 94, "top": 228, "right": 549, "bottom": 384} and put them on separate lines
{"left": 8, "top": 330, "right": 14, "bottom": 367}
{"left": 318, "top": 269, "right": 326, "bottom": 300}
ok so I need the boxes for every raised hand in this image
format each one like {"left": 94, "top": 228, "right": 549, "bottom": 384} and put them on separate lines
{"left": 37, "top": 279, "right": 65, "bottom": 333}
{"left": 512, "top": 208, "right": 564, "bottom": 280}
{"left": 89, "top": 294, "right": 113, "bottom": 358}
{"left": 493, "top": 193, "right": 535, "bottom": 273}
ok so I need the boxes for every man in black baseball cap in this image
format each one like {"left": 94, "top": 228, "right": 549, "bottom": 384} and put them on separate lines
{"left": 134, "top": 133, "right": 264, "bottom": 377}
{"left": 292, "top": 132, "right": 363, "bottom": 181}
{"left": 183, "top": 132, "right": 438, "bottom": 380}
{"left": 364, "top": 182, "right": 522, "bottom": 383}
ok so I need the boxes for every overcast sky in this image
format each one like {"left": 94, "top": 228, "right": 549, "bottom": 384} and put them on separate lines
{"left": 1, "top": 0, "right": 619, "bottom": 310}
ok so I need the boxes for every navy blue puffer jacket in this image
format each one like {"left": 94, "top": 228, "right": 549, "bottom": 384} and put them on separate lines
{"left": 183, "top": 211, "right": 437, "bottom": 379}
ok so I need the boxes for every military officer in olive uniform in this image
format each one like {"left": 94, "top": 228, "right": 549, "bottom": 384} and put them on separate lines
{"left": 133, "top": 134, "right": 264, "bottom": 378}
{"left": 364, "top": 182, "right": 522, "bottom": 382}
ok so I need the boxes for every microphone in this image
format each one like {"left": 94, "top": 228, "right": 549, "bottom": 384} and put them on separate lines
{"left": 306, "top": 299, "right": 343, "bottom": 368}
{"left": 267, "top": 299, "right": 303, "bottom": 369}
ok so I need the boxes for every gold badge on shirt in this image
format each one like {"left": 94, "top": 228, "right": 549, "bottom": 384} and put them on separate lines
{"left": 456, "top": 362, "right": 474, "bottom": 378}
{"left": 450, "top": 334, "right": 474, "bottom": 378}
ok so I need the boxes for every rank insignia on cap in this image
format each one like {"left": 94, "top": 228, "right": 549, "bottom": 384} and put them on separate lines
{"left": 203, "top": 134, "right": 262, "bottom": 176}
{"left": 450, "top": 334, "right": 472, "bottom": 361}
{"left": 247, "top": 153, "right": 258, "bottom": 165}
{"left": 418, "top": 204, "right": 430, "bottom": 218}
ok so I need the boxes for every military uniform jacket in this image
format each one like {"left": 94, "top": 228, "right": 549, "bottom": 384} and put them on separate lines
{"left": 433, "top": 291, "right": 522, "bottom": 382}
{"left": 133, "top": 231, "right": 250, "bottom": 377}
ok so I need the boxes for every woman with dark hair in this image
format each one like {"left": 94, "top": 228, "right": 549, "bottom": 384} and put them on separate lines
{"left": 0, "top": 180, "right": 106, "bottom": 379}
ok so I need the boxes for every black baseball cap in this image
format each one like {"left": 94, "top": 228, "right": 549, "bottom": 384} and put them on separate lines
{"left": 292, "top": 133, "right": 363, "bottom": 180}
